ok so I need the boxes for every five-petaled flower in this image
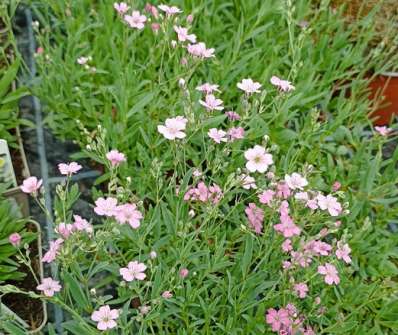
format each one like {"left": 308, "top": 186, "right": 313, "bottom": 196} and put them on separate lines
{"left": 120, "top": 261, "right": 147, "bottom": 281}
{"left": 91, "top": 305, "right": 119, "bottom": 331}
{"left": 244, "top": 145, "right": 273, "bottom": 173}
{"left": 158, "top": 116, "right": 188, "bottom": 140}
{"left": 237, "top": 78, "right": 262, "bottom": 94}
{"left": 37, "top": 277, "right": 62, "bottom": 297}
{"left": 124, "top": 11, "right": 147, "bottom": 29}
{"left": 318, "top": 263, "right": 340, "bottom": 285}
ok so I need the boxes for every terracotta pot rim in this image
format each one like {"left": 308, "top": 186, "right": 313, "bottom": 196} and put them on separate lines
{"left": 380, "top": 72, "right": 398, "bottom": 78}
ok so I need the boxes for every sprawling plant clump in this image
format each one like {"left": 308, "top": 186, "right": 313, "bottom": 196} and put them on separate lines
{"left": 1, "top": 0, "right": 397, "bottom": 334}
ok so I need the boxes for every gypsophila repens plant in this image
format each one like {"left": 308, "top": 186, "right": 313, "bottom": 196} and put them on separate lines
{"left": 5, "top": 0, "right": 397, "bottom": 334}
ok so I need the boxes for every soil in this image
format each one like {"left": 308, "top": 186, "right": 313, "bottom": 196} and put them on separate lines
{"left": 2, "top": 222, "right": 44, "bottom": 331}
{"left": 10, "top": 146, "right": 26, "bottom": 186}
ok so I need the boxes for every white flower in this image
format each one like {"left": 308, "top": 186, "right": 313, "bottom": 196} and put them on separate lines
{"left": 237, "top": 78, "right": 262, "bottom": 94}
{"left": 285, "top": 173, "right": 308, "bottom": 190}
{"left": 244, "top": 145, "right": 273, "bottom": 173}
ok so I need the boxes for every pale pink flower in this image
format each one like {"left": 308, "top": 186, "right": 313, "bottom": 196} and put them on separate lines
{"left": 149, "top": 250, "right": 157, "bottom": 259}
{"left": 162, "top": 290, "right": 173, "bottom": 299}
{"left": 37, "top": 277, "right": 61, "bottom": 297}
{"left": 265, "top": 308, "right": 291, "bottom": 332}
{"left": 106, "top": 149, "right": 126, "bottom": 167}
{"left": 21, "top": 176, "right": 42, "bottom": 194}
{"left": 294, "top": 191, "right": 309, "bottom": 201}
{"left": 36, "top": 47, "right": 44, "bottom": 54}
{"left": 274, "top": 219, "right": 301, "bottom": 238}
{"left": 270, "top": 76, "right": 295, "bottom": 92}
{"left": 158, "top": 4, "right": 181, "bottom": 16}
{"left": 124, "top": 11, "right": 147, "bottom": 30}
{"left": 317, "top": 194, "right": 342, "bottom": 216}
{"left": 120, "top": 261, "right": 147, "bottom": 281}
{"left": 196, "top": 83, "right": 220, "bottom": 94}
{"left": 58, "top": 162, "right": 82, "bottom": 175}
{"left": 281, "top": 239, "right": 292, "bottom": 252}
{"left": 158, "top": 116, "right": 188, "bottom": 140}
{"left": 335, "top": 220, "right": 342, "bottom": 227}
{"left": 114, "top": 203, "right": 143, "bottom": 229}
{"left": 139, "top": 305, "right": 151, "bottom": 315}
{"left": 332, "top": 181, "right": 341, "bottom": 192}
{"left": 94, "top": 197, "right": 118, "bottom": 217}
{"left": 245, "top": 203, "right": 264, "bottom": 234}
{"left": 208, "top": 184, "right": 223, "bottom": 204}
{"left": 318, "top": 263, "right": 340, "bottom": 285}
{"left": 336, "top": 241, "right": 351, "bottom": 264}
{"left": 294, "top": 282, "right": 308, "bottom": 299}
{"left": 73, "top": 215, "right": 93, "bottom": 234}
{"left": 258, "top": 189, "right": 275, "bottom": 205}
{"left": 9, "top": 233, "right": 21, "bottom": 247}
{"left": 186, "top": 14, "right": 194, "bottom": 23}
{"left": 244, "top": 145, "right": 273, "bottom": 173}
{"left": 291, "top": 251, "right": 312, "bottom": 268}
{"left": 179, "top": 268, "right": 189, "bottom": 278}
{"left": 192, "top": 169, "right": 202, "bottom": 177}
{"left": 187, "top": 42, "right": 215, "bottom": 58}
{"left": 208, "top": 128, "right": 227, "bottom": 143}
{"left": 282, "top": 261, "right": 292, "bottom": 269}
{"left": 199, "top": 94, "right": 224, "bottom": 111}
{"left": 237, "top": 78, "right": 262, "bottom": 94}
{"left": 240, "top": 174, "right": 256, "bottom": 190}
{"left": 174, "top": 26, "right": 196, "bottom": 43}
{"left": 91, "top": 305, "right": 119, "bottom": 331}
{"left": 284, "top": 173, "right": 308, "bottom": 190}
{"left": 225, "top": 111, "right": 240, "bottom": 121}
{"left": 55, "top": 222, "right": 74, "bottom": 239}
{"left": 114, "top": 2, "right": 129, "bottom": 15}
{"left": 306, "top": 198, "right": 318, "bottom": 210}
{"left": 77, "top": 56, "right": 89, "bottom": 65}
{"left": 42, "top": 238, "right": 63, "bottom": 263}
{"left": 228, "top": 127, "right": 245, "bottom": 141}
{"left": 375, "top": 126, "right": 392, "bottom": 136}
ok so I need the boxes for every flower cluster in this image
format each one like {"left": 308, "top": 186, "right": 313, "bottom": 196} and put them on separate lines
{"left": 184, "top": 181, "right": 223, "bottom": 204}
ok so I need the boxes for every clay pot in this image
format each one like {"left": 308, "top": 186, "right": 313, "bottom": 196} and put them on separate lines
{"left": 368, "top": 73, "right": 398, "bottom": 125}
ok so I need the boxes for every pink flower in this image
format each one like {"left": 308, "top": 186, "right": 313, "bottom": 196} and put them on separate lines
{"left": 332, "top": 181, "right": 341, "bottom": 192}
{"left": 21, "top": 176, "right": 42, "bottom": 194}
{"left": 162, "top": 290, "right": 173, "bottom": 299}
{"left": 336, "top": 241, "right": 351, "bottom": 264}
{"left": 318, "top": 263, "right": 340, "bottom": 285}
{"left": 199, "top": 94, "right": 224, "bottom": 111}
{"left": 149, "top": 250, "right": 157, "bottom": 259}
{"left": 42, "top": 238, "right": 63, "bottom": 263}
{"left": 158, "top": 4, "right": 182, "bottom": 16}
{"left": 244, "top": 145, "right": 273, "bottom": 173}
{"left": 151, "top": 23, "right": 160, "bottom": 33}
{"left": 174, "top": 26, "right": 196, "bottom": 43}
{"left": 225, "top": 111, "right": 240, "bottom": 121}
{"left": 237, "top": 78, "right": 262, "bottom": 94}
{"left": 158, "top": 116, "right": 188, "bottom": 140}
{"left": 124, "top": 11, "right": 147, "bottom": 30}
{"left": 94, "top": 197, "right": 118, "bottom": 217}
{"left": 284, "top": 173, "right": 308, "bottom": 190}
{"left": 228, "top": 127, "right": 245, "bottom": 141}
{"left": 145, "top": 3, "right": 159, "bottom": 18}
{"left": 106, "top": 149, "right": 126, "bottom": 167}
{"left": 187, "top": 42, "right": 215, "bottom": 58}
{"left": 196, "top": 83, "right": 220, "bottom": 94}
{"left": 317, "top": 194, "right": 342, "bottom": 216}
{"left": 311, "top": 240, "right": 332, "bottom": 256}
{"left": 91, "top": 305, "right": 119, "bottom": 331}
{"left": 9, "top": 233, "right": 21, "bottom": 247}
{"left": 37, "top": 277, "right": 62, "bottom": 297}
{"left": 265, "top": 308, "right": 291, "bottom": 332}
{"left": 73, "top": 215, "right": 93, "bottom": 234}
{"left": 120, "top": 261, "right": 147, "bottom": 281}
{"left": 179, "top": 268, "right": 189, "bottom": 278}
{"left": 245, "top": 203, "right": 264, "bottom": 234}
{"left": 258, "top": 189, "right": 275, "bottom": 205}
{"left": 58, "top": 162, "right": 82, "bottom": 175}
{"left": 139, "top": 305, "right": 151, "bottom": 315}
{"left": 114, "top": 2, "right": 129, "bottom": 15}
{"left": 208, "top": 184, "right": 223, "bottom": 204}
{"left": 208, "top": 128, "right": 227, "bottom": 143}
{"left": 274, "top": 219, "right": 301, "bottom": 238}
{"left": 276, "top": 182, "right": 291, "bottom": 199}
{"left": 281, "top": 239, "right": 292, "bottom": 252}
{"left": 375, "top": 126, "right": 392, "bottom": 136}
{"left": 240, "top": 174, "right": 256, "bottom": 190}
{"left": 55, "top": 222, "right": 74, "bottom": 239}
{"left": 282, "top": 261, "right": 292, "bottom": 269}
{"left": 270, "top": 76, "right": 295, "bottom": 92}
{"left": 294, "top": 282, "right": 308, "bottom": 299}
{"left": 306, "top": 198, "right": 318, "bottom": 210}
{"left": 114, "top": 203, "right": 143, "bottom": 229}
